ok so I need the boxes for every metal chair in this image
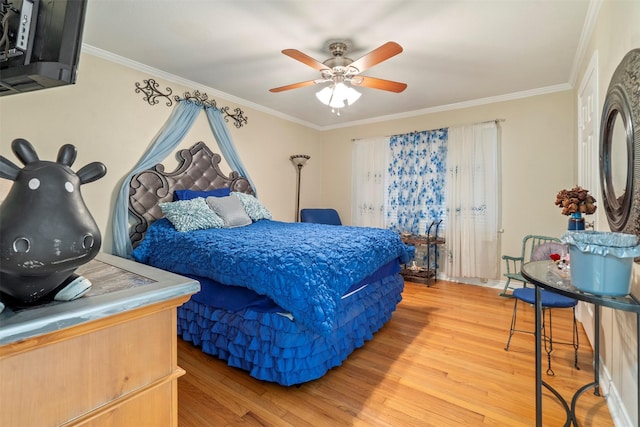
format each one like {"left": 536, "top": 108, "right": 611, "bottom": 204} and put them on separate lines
{"left": 300, "top": 208, "right": 342, "bottom": 225}
{"left": 500, "top": 235, "right": 561, "bottom": 297}
{"left": 504, "top": 241, "right": 579, "bottom": 375}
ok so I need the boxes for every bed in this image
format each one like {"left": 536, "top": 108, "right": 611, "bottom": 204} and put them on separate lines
{"left": 128, "top": 141, "right": 413, "bottom": 386}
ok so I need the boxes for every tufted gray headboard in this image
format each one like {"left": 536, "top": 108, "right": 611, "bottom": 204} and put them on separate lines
{"left": 128, "top": 141, "right": 254, "bottom": 247}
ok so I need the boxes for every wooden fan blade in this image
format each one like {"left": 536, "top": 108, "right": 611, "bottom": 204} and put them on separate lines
{"left": 349, "top": 41, "right": 403, "bottom": 73}
{"left": 282, "top": 49, "right": 328, "bottom": 71}
{"left": 269, "top": 80, "right": 319, "bottom": 92}
{"left": 355, "top": 76, "right": 407, "bottom": 93}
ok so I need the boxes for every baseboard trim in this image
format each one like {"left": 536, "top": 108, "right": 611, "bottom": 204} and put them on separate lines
{"left": 437, "top": 274, "right": 507, "bottom": 290}
{"left": 599, "top": 363, "right": 633, "bottom": 427}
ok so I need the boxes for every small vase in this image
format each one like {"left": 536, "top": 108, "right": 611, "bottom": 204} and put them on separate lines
{"left": 568, "top": 212, "right": 585, "bottom": 230}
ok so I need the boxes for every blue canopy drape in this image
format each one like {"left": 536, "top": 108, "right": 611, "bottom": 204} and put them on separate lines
{"left": 111, "top": 99, "right": 254, "bottom": 258}
{"left": 205, "top": 107, "right": 257, "bottom": 192}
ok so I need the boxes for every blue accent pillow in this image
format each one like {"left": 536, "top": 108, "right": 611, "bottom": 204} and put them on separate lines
{"left": 159, "top": 197, "right": 224, "bottom": 232}
{"left": 174, "top": 187, "right": 230, "bottom": 201}
{"left": 232, "top": 192, "right": 272, "bottom": 221}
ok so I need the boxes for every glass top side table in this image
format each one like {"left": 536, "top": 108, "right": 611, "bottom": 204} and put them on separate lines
{"left": 521, "top": 260, "right": 640, "bottom": 427}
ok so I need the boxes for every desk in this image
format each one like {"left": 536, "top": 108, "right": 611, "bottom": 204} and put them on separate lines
{"left": 0, "top": 253, "right": 200, "bottom": 426}
{"left": 522, "top": 260, "right": 640, "bottom": 427}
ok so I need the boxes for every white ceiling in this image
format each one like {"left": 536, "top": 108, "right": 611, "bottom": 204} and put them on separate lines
{"left": 81, "top": 0, "right": 593, "bottom": 130}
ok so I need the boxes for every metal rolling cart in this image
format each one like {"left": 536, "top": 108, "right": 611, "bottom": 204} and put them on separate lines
{"left": 400, "top": 220, "right": 445, "bottom": 286}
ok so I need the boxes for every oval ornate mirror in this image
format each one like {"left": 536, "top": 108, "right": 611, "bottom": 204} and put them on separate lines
{"left": 600, "top": 48, "right": 640, "bottom": 237}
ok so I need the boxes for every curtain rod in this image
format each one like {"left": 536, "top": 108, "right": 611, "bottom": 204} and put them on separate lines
{"left": 352, "top": 118, "right": 505, "bottom": 141}
{"left": 476, "top": 118, "right": 505, "bottom": 126}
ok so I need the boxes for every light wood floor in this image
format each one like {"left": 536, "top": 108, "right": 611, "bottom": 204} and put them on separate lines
{"left": 177, "top": 280, "right": 614, "bottom": 426}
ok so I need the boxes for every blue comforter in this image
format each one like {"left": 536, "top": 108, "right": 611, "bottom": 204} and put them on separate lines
{"left": 132, "top": 219, "right": 412, "bottom": 335}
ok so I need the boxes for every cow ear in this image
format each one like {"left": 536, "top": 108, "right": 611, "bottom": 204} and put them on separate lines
{"left": 0, "top": 156, "right": 21, "bottom": 181}
{"left": 76, "top": 162, "right": 107, "bottom": 185}
{"left": 57, "top": 144, "right": 77, "bottom": 167}
{"left": 11, "top": 138, "right": 39, "bottom": 165}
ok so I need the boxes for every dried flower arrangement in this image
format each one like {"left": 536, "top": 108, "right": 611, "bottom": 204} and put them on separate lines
{"left": 554, "top": 186, "right": 597, "bottom": 215}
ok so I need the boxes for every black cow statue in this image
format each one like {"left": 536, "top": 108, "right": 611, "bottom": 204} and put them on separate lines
{"left": 0, "top": 138, "right": 107, "bottom": 313}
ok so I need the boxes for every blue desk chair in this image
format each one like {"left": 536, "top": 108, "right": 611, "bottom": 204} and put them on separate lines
{"left": 300, "top": 208, "right": 342, "bottom": 225}
{"left": 504, "top": 241, "right": 579, "bottom": 376}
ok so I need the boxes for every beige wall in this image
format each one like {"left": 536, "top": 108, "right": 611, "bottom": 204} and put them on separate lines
{"left": 0, "top": 53, "right": 323, "bottom": 253}
{"left": 0, "top": 2, "right": 637, "bottom": 422}
{"left": 0, "top": 52, "right": 576, "bottom": 272}
{"left": 319, "top": 1, "right": 640, "bottom": 422}
{"left": 321, "top": 92, "right": 576, "bottom": 266}
{"left": 574, "top": 1, "right": 640, "bottom": 425}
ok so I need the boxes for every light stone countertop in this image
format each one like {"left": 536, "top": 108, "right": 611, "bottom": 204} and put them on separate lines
{"left": 0, "top": 252, "right": 200, "bottom": 345}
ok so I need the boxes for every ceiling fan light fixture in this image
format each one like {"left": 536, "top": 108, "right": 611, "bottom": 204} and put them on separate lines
{"left": 315, "top": 82, "right": 361, "bottom": 111}
{"left": 328, "top": 96, "right": 344, "bottom": 109}
{"left": 315, "top": 86, "right": 333, "bottom": 105}
{"left": 272, "top": 41, "right": 405, "bottom": 116}
{"left": 345, "top": 86, "right": 361, "bottom": 105}
{"left": 332, "top": 82, "right": 349, "bottom": 104}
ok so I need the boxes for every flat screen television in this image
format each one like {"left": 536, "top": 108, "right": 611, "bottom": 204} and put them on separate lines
{"left": 0, "top": 0, "right": 87, "bottom": 96}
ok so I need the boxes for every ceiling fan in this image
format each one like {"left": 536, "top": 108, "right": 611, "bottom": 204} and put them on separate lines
{"left": 269, "top": 41, "right": 407, "bottom": 96}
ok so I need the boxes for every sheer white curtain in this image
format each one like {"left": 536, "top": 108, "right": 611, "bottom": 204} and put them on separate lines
{"left": 444, "top": 122, "right": 501, "bottom": 279}
{"left": 352, "top": 137, "right": 389, "bottom": 228}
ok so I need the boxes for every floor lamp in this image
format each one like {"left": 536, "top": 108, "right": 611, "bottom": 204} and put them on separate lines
{"left": 290, "top": 154, "right": 310, "bottom": 222}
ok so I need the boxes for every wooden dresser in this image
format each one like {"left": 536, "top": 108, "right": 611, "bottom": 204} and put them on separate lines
{"left": 0, "top": 253, "right": 200, "bottom": 427}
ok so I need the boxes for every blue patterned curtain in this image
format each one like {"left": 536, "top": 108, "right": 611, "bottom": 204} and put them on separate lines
{"left": 387, "top": 129, "right": 448, "bottom": 235}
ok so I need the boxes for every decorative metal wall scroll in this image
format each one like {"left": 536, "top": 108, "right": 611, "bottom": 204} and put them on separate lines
{"left": 134, "top": 79, "right": 173, "bottom": 107}
{"left": 134, "top": 78, "right": 248, "bottom": 128}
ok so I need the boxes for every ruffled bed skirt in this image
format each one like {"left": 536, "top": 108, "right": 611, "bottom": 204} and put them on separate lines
{"left": 177, "top": 273, "right": 404, "bottom": 386}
